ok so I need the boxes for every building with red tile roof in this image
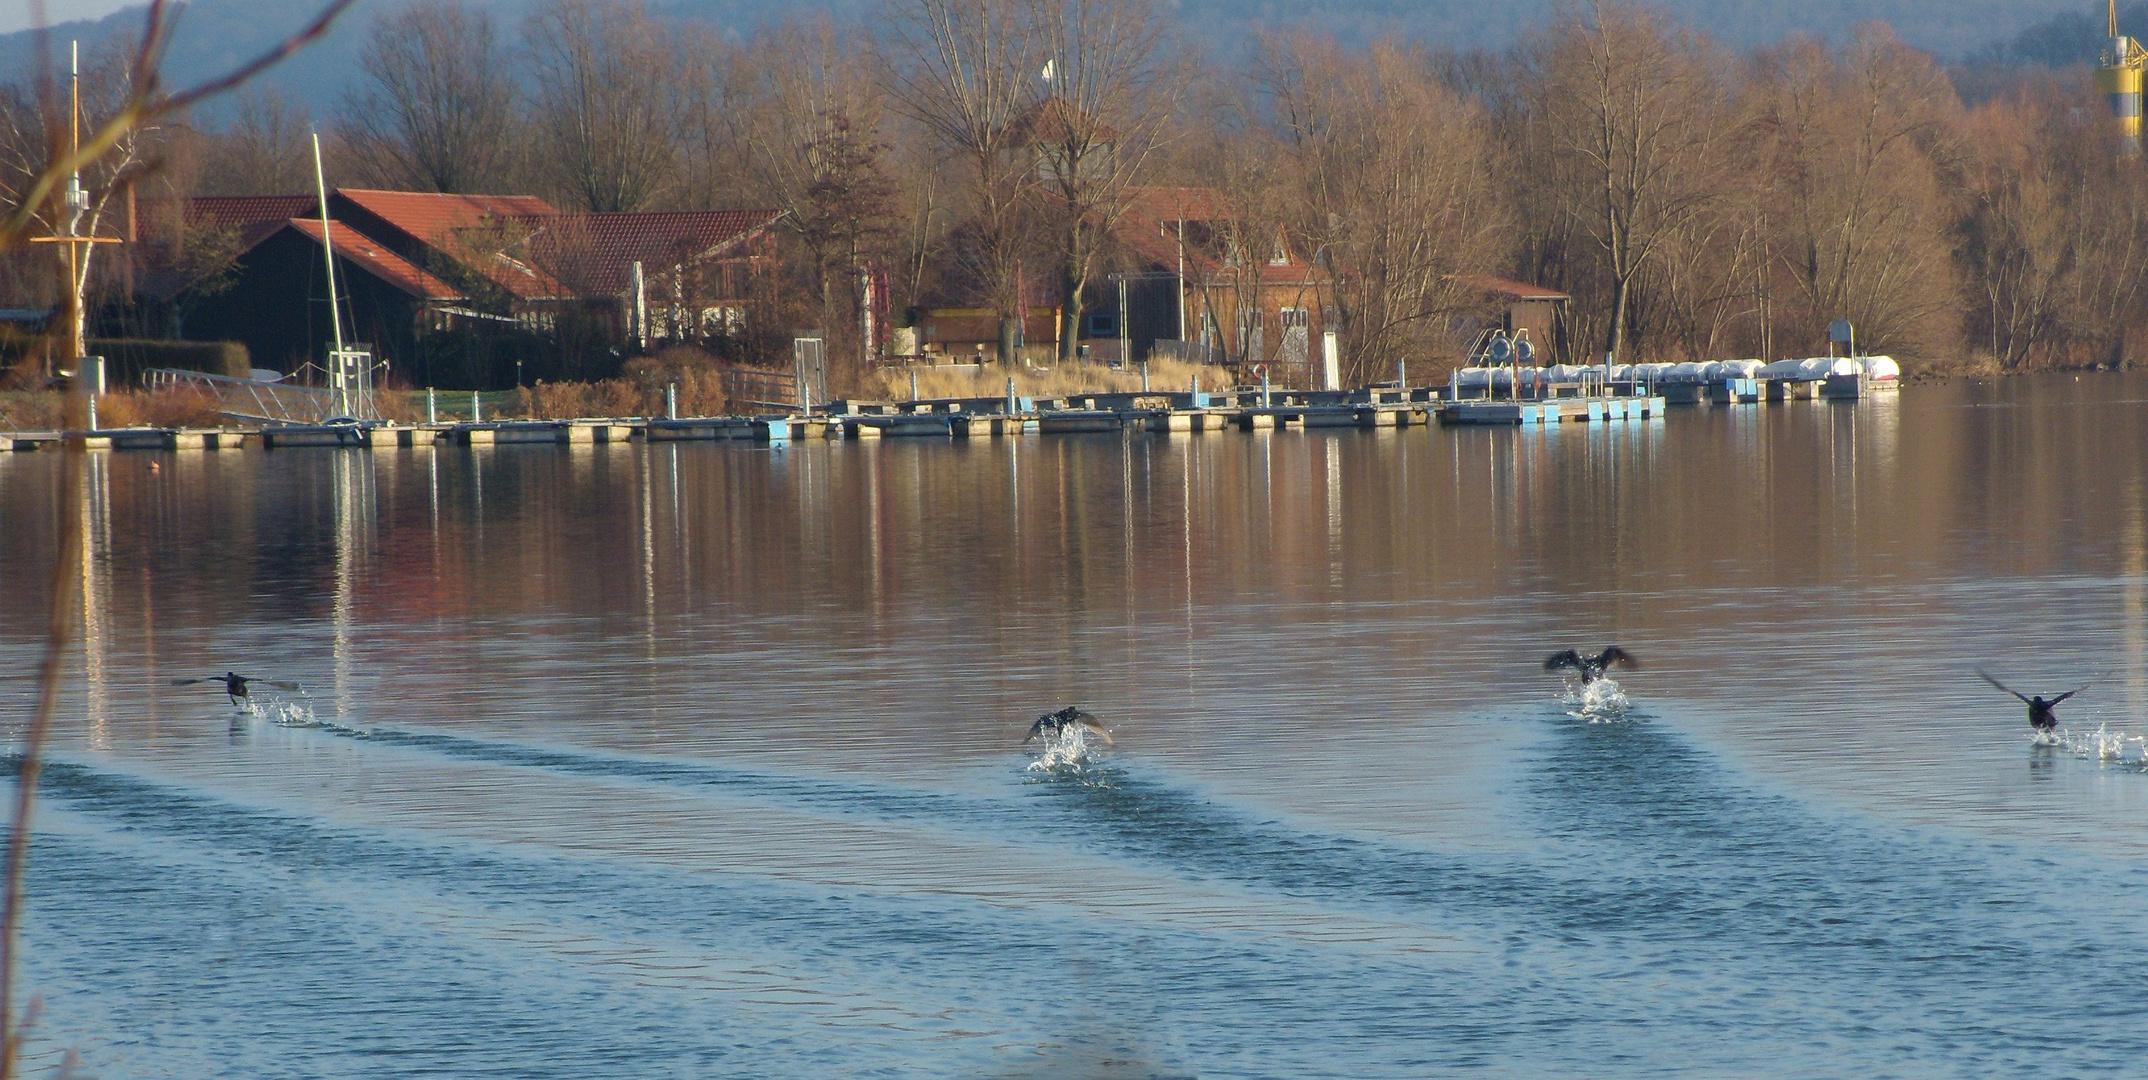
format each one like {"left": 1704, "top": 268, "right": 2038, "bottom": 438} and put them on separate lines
{"left": 184, "top": 216, "right": 468, "bottom": 375}
{"left": 169, "top": 189, "right": 787, "bottom": 381}
{"left": 327, "top": 188, "right": 566, "bottom": 301}
{"left": 185, "top": 195, "right": 318, "bottom": 233}
{"left": 284, "top": 218, "right": 462, "bottom": 301}
{"left": 1094, "top": 185, "right": 1336, "bottom": 377}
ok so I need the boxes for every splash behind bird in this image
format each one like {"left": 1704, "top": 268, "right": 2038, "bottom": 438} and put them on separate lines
{"left": 1024, "top": 706, "right": 1113, "bottom": 771}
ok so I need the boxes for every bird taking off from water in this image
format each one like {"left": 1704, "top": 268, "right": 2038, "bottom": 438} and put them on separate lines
{"left": 1978, "top": 670, "right": 2089, "bottom": 731}
{"left": 1025, "top": 706, "right": 1113, "bottom": 745}
{"left": 1544, "top": 647, "right": 1637, "bottom": 685}
{"left": 171, "top": 672, "right": 300, "bottom": 705}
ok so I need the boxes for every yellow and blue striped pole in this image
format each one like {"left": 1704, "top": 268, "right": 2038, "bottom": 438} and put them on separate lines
{"left": 2098, "top": 60, "right": 2142, "bottom": 156}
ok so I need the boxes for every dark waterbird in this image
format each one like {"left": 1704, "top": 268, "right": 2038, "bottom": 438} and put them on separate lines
{"left": 1025, "top": 706, "right": 1113, "bottom": 745}
{"left": 171, "top": 672, "right": 301, "bottom": 705}
{"left": 1544, "top": 647, "right": 1637, "bottom": 684}
{"left": 1978, "top": 670, "right": 2089, "bottom": 732}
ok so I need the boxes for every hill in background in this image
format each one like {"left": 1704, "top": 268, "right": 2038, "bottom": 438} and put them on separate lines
{"left": 0, "top": 0, "right": 2117, "bottom": 121}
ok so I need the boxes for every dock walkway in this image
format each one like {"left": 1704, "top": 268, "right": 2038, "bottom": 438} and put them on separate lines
{"left": 1, "top": 372, "right": 1891, "bottom": 454}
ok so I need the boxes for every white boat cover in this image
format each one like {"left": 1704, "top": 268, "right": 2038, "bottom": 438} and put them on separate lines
{"left": 1864, "top": 355, "right": 1900, "bottom": 380}
{"left": 1795, "top": 357, "right": 1832, "bottom": 379}
{"left": 1758, "top": 359, "right": 1806, "bottom": 379}
{"left": 1719, "top": 360, "right": 1764, "bottom": 378}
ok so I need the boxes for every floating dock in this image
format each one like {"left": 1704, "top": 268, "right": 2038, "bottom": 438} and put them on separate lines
{"left": 2, "top": 364, "right": 1900, "bottom": 454}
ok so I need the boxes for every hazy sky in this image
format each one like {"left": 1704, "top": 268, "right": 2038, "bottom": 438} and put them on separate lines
{"left": 3, "top": 1, "right": 150, "bottom": 34}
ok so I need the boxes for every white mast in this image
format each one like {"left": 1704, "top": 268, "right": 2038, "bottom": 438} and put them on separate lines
{"left": 67, "top": 41, "right": 86, "bottom": 364}
{"left": 312, "top": 131, "right": 347, "bottom": 414}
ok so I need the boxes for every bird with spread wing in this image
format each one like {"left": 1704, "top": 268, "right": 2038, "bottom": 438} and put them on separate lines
{"left": 1977, "top": 670, "right": 2089, "bottom": 732}
{"left": 171, "top": 672, "right": 301, "bottom": 706}
{"left": 1544, "top": 647, "right": 1637, "bottom": 685}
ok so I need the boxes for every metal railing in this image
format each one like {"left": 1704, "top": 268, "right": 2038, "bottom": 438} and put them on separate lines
{"left": 145, "top": 368, "right": 341, "bottom": 424}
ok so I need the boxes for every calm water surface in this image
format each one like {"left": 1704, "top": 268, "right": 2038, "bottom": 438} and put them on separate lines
{"left": 4, "top": 374, "right": 2148, "bottom": 1077}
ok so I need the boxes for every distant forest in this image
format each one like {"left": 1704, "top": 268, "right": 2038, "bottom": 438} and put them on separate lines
{"left": 0, "top": 0, "right": 2120, "bottom": 116}
{"left": 4, "top": 0, "right": 2146, "bottom": 385}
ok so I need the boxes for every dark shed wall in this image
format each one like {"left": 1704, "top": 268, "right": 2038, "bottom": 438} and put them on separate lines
{"left": 185, "top": 230, "right": 426, "bottom": 374}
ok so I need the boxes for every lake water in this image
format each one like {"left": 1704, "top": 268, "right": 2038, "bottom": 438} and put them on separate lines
{"left": 5, "top": 374, "right": 2148, "bottom": 1077}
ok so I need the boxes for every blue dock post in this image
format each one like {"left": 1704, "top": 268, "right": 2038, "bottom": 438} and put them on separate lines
{"left": 471, "top": 391, "right": 481, "bottom": 423}
{"left": 426, "top": 387, "right": 436, "bottom": 425}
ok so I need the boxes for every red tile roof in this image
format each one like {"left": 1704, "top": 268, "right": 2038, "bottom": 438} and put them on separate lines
{"left": 187, "top": 195, "right": 316, "bottom": 232}
{"left": 281, "top": 218, "right": 463, "bottom": 300}
{"left": 332, "top": 188, "right": 559, "bottom": 242}
{"left": 1114, "top": 186, "right": 1332, "bottom": 287}
{"left": 329, "top": 189, "right": 567, "bottom": 300}
{"left": 528, "top": 210, "right": 783, "bottom": 294}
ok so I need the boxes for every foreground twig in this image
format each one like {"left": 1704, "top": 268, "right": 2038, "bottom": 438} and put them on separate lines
{"left": 0, "top": 400, "right": 84, "bottom": 1080}
{"left": 0, "top": 5, "right": 353, "bottom": 1075}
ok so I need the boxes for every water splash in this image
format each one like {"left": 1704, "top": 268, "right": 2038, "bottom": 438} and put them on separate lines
{"left": 230, "top": 696, "right": 318, "bottom": 730}
{"left": 2039, "top": 723, "right": 2148, "bottom": 767}
{"left": 1024, "top": 725, "right": 1109, "bottom": 774}
{"left": 1561, "top": 677, "right": 1632, "bottom": 722}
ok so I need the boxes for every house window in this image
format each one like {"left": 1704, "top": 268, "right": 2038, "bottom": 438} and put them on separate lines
{"left": 1280, "top": 307, "right": 1309, "bottom": 328}
{"left": 1088, "top": 312, "right": 1118, "bottom": 338}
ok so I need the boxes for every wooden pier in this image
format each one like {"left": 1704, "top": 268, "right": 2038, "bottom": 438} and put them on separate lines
{"left": 1, "top": 370, "right": 1900, "bottom": 456}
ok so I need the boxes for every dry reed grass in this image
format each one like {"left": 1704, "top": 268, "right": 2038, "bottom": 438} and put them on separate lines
{"left": 93, "top": 387, "right": 227, "bottom": 428}
{"left": 0, "top": 392, "right": 61, "bottom": 431}
{"left": 863, "top": 358, "right": 1236, "bottom": 401}
{"left": 0, "top": 388, "right": 236, "bottom": 430}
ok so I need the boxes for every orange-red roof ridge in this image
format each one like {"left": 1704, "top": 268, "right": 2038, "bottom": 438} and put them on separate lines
{"left": 282, "top": 217, "right": 463, "bottom": 300}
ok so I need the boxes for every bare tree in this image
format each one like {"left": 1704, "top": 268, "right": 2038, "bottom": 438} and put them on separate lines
{"left": 343, "top": 1, "right": 519, "bottom": 193}
{"left": 1534, "top": 1, "right": 1732, "bottom": 365}
{"left": 524, "top": 0, "right": 684, "bottom": 212}
{"left": 884, "top": 0, "right": 1047, "bottom": 362}
{"left": 1262, "top": 35, "right": 1509, "bottom": 383}
{"left": 1019, "top": 0, "right": 1183, "bottom": 363}
{"left": 1753, "top": 26, "right": 1960, "bottom": 358}
{"left": 197, "top": 89, "right": 314, "bottom": 195}
{"left": 732, "top": 19, "right": 901, "bottom": 378}
{"left": 0, "top": 44, "right": 191, "bottom": 374}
